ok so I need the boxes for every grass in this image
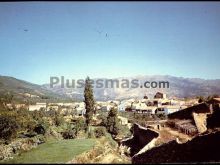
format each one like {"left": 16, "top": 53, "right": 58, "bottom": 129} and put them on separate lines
{"left": 4, "top": 138, "right": 96, "bottom": 164}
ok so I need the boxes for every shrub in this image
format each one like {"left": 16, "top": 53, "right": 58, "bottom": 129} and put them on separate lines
{"left": 62, "top": 130, "right": 76, "bottom": 139}
{"left": 0, "top": 115, "right": 19, "bottom": 140}
{"left": 54, "top": 115, "right": 65, "bottom": 127}
{"left": 94, "top": 127, "right": 106, "bottom": 138}
{"left": 34, "top": 124, "right": 46, "bottom": 135}
{"left": 87, "top": 131, "right": 94, "bottom": 138}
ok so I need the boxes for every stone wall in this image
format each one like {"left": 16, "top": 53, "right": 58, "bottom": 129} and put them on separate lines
{"left": 0, "top": 135, "right": 45, "bottom": 161}
{"left": 168, "top": 103, "right": 210, "bottom": 120}
{"left": 121, "top": 123, "right": 159, "bottom": 157}
{"left": 192, "top": 112, "right": 207, "bottom": 133}
{"left": 132, "top": 131, "right": 220, "bottom": 163}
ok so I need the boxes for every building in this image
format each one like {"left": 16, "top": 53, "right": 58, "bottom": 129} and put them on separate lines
{"left": 163, "top": 106, "right": 182, "bottom": 115}
{"left": 118, "top": 100, "right": 132, "bottom": 111}
{"left": 118, "top": 102, "right": 126, "bottom": 111}
{"left": 101, "top": 105, "right": 112, "bottom": 111}
{"left": 29, "top": 103, "right": 47, "bottom": 111}
{"left": 76, "top": 107, "right": 86, "bottom": 116}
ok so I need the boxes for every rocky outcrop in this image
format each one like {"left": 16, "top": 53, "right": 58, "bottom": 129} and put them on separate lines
{"left": 132, "top": 131, "right": 220, "bottom": 163}
{"left": 0, "top": 135, "right": 45, "bottom": 161}
{"left": 192, "top": 112, "right": 207, "bottom": 133}
{"left": 121, "top": 123, "right": 159, "bottom": 157}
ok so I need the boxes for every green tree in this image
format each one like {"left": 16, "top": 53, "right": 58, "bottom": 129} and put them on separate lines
{"left": 84, "top": 77, "right": 95, "bottom": 128}
{"left": 106, "top": 107, "right": 119, "bottom": 136}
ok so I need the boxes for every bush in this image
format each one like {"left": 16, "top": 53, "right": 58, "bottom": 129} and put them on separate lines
{"left": 34, "top": 124, "right": 46, "bottom": 135}
{"left": 54, "top": 115, "right": 65, "bottom": 127}
{"left": 88, "top": 131, "right": 94, "bottom": 138}
{"left": 76, "top": 117, "right": 87, "bottom": 132}
{"left": 94, "top": 127, "right": 106, "bottom": 138}
{"left": 62, "top": 130, "right": 76, "bottom": 139}
{"left": 0, "top": 116, "right": 19, "bottom": 140}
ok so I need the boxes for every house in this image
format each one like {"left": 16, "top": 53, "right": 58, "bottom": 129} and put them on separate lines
{"left": 23, "top": 93, "right": 39, "bottom": 98}
{"left": 163, "top": 106, "right": 182, "bottom": 115}
{"left": 142, "top": 107, "right": 157, "bottom": 114}
{"left": 118, "top": 100, "right": 131, "bottom": 111}
{"left": 132, "top": 102, "right": 157, "bottom": 114}
{"left": 156, "top": 105, "right": 182, "bottom": 115}
{"left": 155, "top": 107, "right": 165, "bottom": 115}
{"left": 63, "top": 103, "right": 75, "bottom": 107}
{"left": 6, "top": 103, "right": 27, "bottom": 109}
{"left": 101, "top": 105, "right": 112, "bottom": 111}
{"left": 131, "top": 102, "right": 148, "bottom": 111}
{"left": 118, "top": 102, "right": 126, "bottom": 111}
{"left": 101, "top": 102, "right": 116, "bottom": 111}
{"left": 76, "top": 107, "right": 86, "bottom": 116}
{"left": 29, "top": 103, "right": 47, "bottom": 111}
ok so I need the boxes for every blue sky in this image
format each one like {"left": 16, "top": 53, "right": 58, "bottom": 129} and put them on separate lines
{"left": 0, "top": 2, "right": 220, "bottom": 84}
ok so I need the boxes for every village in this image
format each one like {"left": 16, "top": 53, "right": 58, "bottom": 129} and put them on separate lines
{"left": 5, "top": 91, "right": 215, "bottom": 136}
{"left": 2, "top": 90, "right": 220, "bottom": 163}
{"left": 6, "top": 92, "right": 197, "bottom": 118}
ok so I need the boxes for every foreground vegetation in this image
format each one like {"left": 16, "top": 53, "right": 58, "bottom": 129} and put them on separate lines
{"left": 4, "top": 139, "right": 95, "bottom": 164}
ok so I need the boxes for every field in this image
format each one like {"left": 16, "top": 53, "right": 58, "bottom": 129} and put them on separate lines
{"left": 5, "top": 139, "right": 96, "bottom": 164}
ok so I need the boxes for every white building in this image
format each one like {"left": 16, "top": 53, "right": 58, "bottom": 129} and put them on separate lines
{"left": 101, "top": 105, "right": 113, "bottom": 111}
{"left": 118, "top": 100, "right": 131, "bottom": 111}
{"left": 118, "top": 103, "right": 126, "bottom": 111}
{"left": 29, "top": 103, "right": 46, "bottom": 111}
{"left": 163, "top": 106, "right": 183, "bottom": 115}
{"left": 76, "top": 107, "right": 86, "bottom": 116}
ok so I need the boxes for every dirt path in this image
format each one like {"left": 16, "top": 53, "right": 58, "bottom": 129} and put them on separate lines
{"left": 157, "top": 127, "right": 192, "bottom": 144}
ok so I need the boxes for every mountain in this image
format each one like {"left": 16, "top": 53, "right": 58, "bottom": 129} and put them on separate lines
{"left": 0, "top": 76, "right": 69, "bottom": 101}
{"left": 42, "top": 75, "right": 220, "bottom": 101}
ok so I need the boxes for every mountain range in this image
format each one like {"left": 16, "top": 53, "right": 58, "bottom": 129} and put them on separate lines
{"left": 42, "top": 75, "right": 220, "bottom": 101}
{"left": 0, "top": 75, "right": 220, "bottom": 101}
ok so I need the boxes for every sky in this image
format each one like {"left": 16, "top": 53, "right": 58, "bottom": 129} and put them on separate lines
{"left": 0, "top": 2, "right": 220, "bottom": 84}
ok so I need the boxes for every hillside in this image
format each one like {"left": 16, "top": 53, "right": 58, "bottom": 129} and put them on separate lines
{"left": 43, "top": 75, "right": 220, "bottom": 101}
{"left": 1, "top": 75, "right": 220, "bottom": 102}
{"left": 0, "top": 76, "right": 69, "bottom": 102}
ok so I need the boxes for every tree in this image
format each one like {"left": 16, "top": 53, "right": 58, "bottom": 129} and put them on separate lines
{"left": 0, "top": 92, "right": 14, "bottom": 108}
{"left": 84, "top": 77, "right": 95, "bottom": 128}
{"left": 197, "top": 96, "right": 205, "bottom": 103}
{"left": 106, "top": 107, "right": 120, "bottom": 136}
